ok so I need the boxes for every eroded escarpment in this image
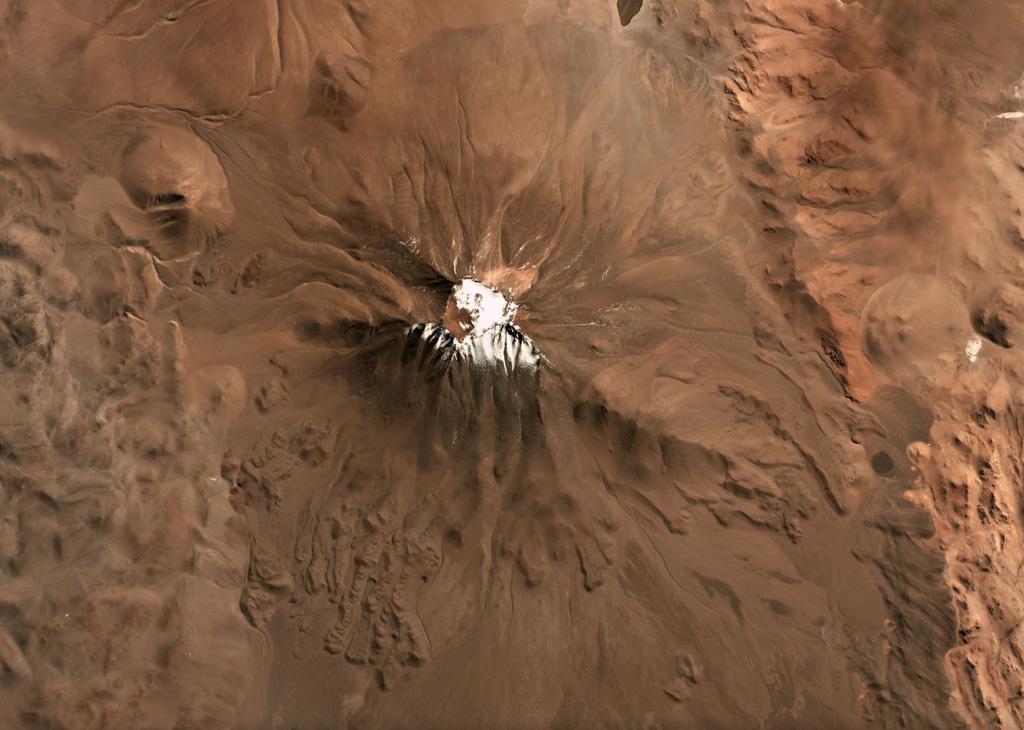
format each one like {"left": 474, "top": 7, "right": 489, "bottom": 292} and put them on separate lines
{"left": 712, "top": 0, "right": 969, "bottom": 402}
{"left": 702, "top": 0, "right": 1024, "bottom": 726}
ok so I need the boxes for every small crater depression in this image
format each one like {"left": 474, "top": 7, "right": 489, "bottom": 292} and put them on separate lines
{"left": 972, "top": 282, "right": 1024, "bottom": 349}
{"left": 149, "top": 192, "right": 187, "bottom": 208}
{"left": 871, "top": 451, "right": 895, "bottom": 475}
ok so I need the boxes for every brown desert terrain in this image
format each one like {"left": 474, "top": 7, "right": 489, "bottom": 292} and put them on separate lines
{"left": 0, "top": 0, "right": 1022, "bottom": 728}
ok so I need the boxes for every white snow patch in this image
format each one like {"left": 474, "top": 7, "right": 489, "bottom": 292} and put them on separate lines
{"left": 432, "top": 279, "right": 538, "bottom": 370}
{"left": 452, "top": 279, "right": 517, "bottom": 336}
{"left": 965, "top": 336, "right": 983, "bottom": 363}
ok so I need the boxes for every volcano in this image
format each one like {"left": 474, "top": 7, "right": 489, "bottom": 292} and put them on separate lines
{"left": 0, "top": 1, "right": 1022, "bottom": 729}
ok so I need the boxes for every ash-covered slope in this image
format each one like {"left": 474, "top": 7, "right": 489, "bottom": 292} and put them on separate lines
{"left": 0, "top": 0, "right": 1017, "bottom": 729}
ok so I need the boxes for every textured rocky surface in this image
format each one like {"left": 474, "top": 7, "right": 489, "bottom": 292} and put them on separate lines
{"left": 0, "top": 0, "right": 1021, "bottom": 728}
